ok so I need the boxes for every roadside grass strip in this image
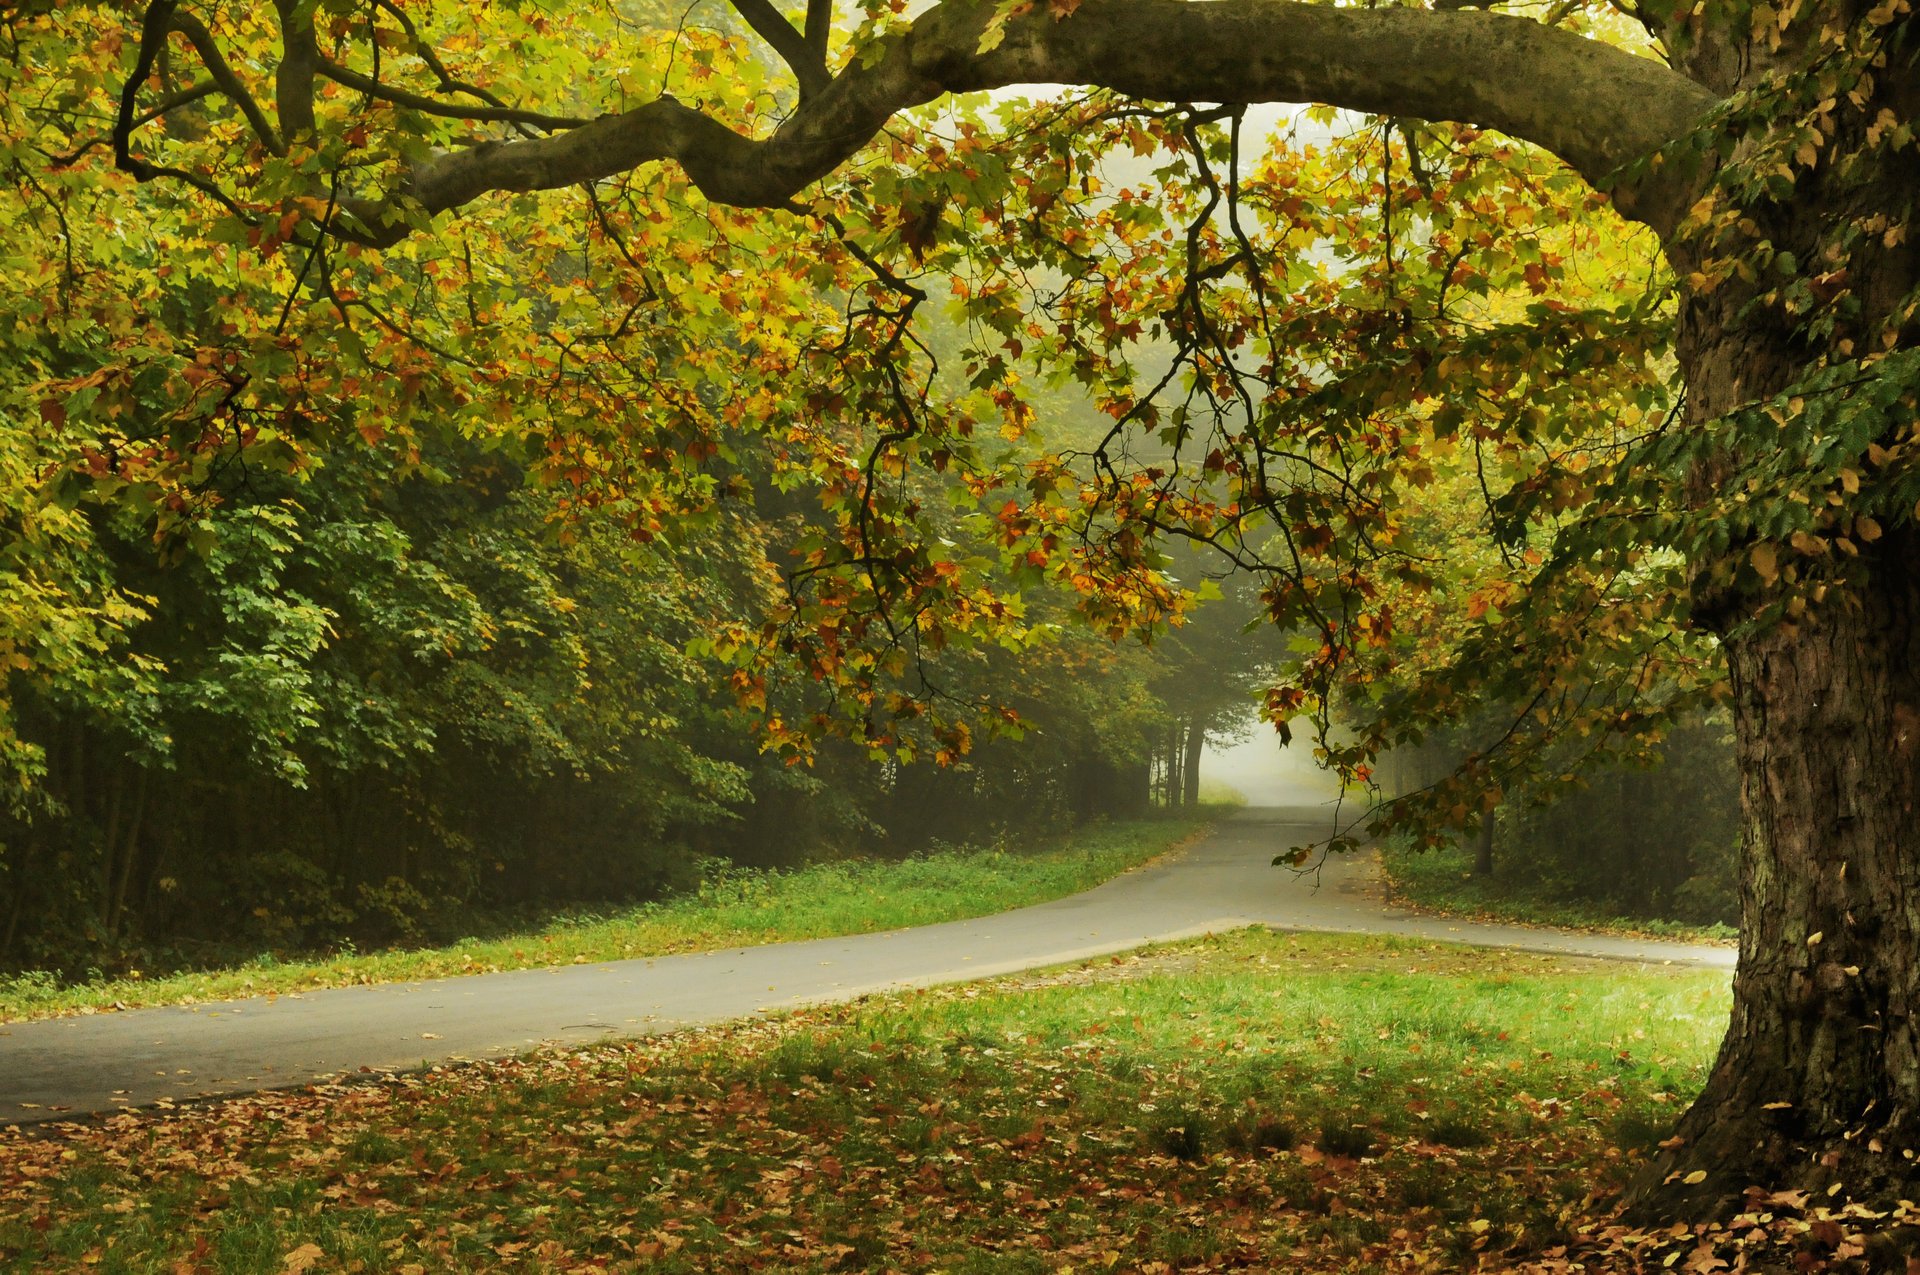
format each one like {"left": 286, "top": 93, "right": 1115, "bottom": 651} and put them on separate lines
{"left": 0, "top": 811, "right": 1219, "bottom": 1023}
{"left": 0, "top": 930, "right": 1807, "bottom": 1274}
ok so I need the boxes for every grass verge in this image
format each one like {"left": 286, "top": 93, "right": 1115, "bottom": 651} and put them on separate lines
{"left": 0, "top": 809, "right": 1220, "bottom": 1023}
{"left": 1381, "top": 839, "right": 1738, "bottom": 945}
{"left": 0, "top": 929, "right": 1768, "bottom": 1273}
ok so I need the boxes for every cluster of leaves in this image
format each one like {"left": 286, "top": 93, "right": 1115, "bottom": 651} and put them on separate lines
{"left": 9, "top": 2, "right": 1014, "bottom": 759}
{"left": 899, "top": 89, "right": 1719, "bottom": 848}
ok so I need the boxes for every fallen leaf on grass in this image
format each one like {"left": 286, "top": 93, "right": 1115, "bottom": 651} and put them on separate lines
{"left": 282, "top": 1242, "right": 324, "bottom": 1273}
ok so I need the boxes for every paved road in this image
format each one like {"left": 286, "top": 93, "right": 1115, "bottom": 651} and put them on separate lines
{"left": 0, "top": 806, "right": 1733, "bottom": 1125}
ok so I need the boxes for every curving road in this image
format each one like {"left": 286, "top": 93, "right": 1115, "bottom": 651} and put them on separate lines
{"left": 0, "top": 805, "right": 1733, "bottom": 1126}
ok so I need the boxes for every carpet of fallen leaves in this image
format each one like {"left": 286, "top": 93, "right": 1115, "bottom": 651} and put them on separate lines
{"left": 1, "top": 932, "right": 1914, "bottom": 1273}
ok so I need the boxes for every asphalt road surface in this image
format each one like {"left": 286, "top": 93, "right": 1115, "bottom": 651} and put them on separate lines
{"left": 0, "top": 805, "right": 1734, "bottom": 1125}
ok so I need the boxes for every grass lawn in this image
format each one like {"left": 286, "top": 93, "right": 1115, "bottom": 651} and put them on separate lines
{"left": 0, "top": 809, "right": 1221, "bottom": 1023}
{"left": 1381, "top": 840, "right": 1738, "bottom": 946}
{"left": 8, "top": 929, "right": 1867, "bottom": 1274}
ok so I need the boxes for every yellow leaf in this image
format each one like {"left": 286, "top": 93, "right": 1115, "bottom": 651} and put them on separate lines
{"left": 1683, "top": 1169, "right": 1708, "bottom": 1184}
{"left": 1750, "top": 542, "right": 1779, "bottom": 584}
{"left": 282, "top": 1244, "right": 325, "bottom": 1274}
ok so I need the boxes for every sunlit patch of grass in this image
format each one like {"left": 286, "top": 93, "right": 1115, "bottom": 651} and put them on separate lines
{"left": 0, "top": 930, "right": 1736, "bottom": 1273}
{"left": 1195, "top": 779, "right": 1249, "bottom": 805}
{"left": 0, "top": 808, "right": 1221, "bottom": 1023}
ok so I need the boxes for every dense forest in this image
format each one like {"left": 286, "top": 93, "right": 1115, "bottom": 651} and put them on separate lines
{"left": 0, "top": 386, "right": 1280, "bottom": 973}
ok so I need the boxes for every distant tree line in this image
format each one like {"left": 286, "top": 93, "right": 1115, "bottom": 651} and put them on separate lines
{"left": 1388, "top": 707, "right": 1740, "bottom": 927}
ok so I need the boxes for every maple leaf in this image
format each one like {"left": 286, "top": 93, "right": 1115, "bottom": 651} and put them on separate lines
{"left": 281, "top": 1243, "right": 325, "bottom": 1274}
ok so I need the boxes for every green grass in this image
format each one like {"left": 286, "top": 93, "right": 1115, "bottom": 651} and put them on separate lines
{"left": 0, "top": 809, "right": 1220, "bottom": 1023}
{"left": 0, "top": 930, "right": 1737, "bottom": 1273}
{"left": 1382, "top": 839, "right": 1738, "bottom": 945}
{"left": 1195, "top": 777, "right": 1249, "bottom": 805}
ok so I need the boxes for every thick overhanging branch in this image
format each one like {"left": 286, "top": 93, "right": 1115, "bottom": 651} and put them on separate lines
{"left": 311, "top": 0, "right": 1718, "bottom": 244}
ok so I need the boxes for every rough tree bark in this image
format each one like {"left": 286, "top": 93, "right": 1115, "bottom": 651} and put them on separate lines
{"left": 1612, "top": 8, "right": 1920, "bottom": 1215}
{"left": 1628, "top": 183, "right": 1920, "bottom": 1223}
{"left": 107, "top": 0, "right": 1920, "bottom": 1221}
{"left": 1639, "top": 539, "right": 1920, "bottom": 1214}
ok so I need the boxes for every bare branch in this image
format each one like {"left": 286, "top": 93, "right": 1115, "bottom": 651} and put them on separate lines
{"left": 368, "top": 0, "right": 566, "bottom": 131}
{"left": 325, "top": 0, "right": 1717, "bottom": 245}
{"left": 312, "top": 55, "right": 590, "bottom": 130}
{"left": 727, "top": 0, "right": 831, "bottom": 98}
{"left": 115, "top": 1, "right": 179, "bottom": 180}
{"left": 167, "top": 9, "right": 283, "bottom": 154}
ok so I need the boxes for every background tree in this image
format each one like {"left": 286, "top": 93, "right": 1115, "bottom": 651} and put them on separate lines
{"left": 1146, "top": 555, "right": 1274, "bottom": 809}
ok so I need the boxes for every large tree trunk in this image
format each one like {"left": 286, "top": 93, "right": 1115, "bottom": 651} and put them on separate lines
{"left": 1634, "top": 544, "right": 1920, "bottom": 1215}
{"left": 1629, "top": 98, "right": 1920, "bottom": 1205}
